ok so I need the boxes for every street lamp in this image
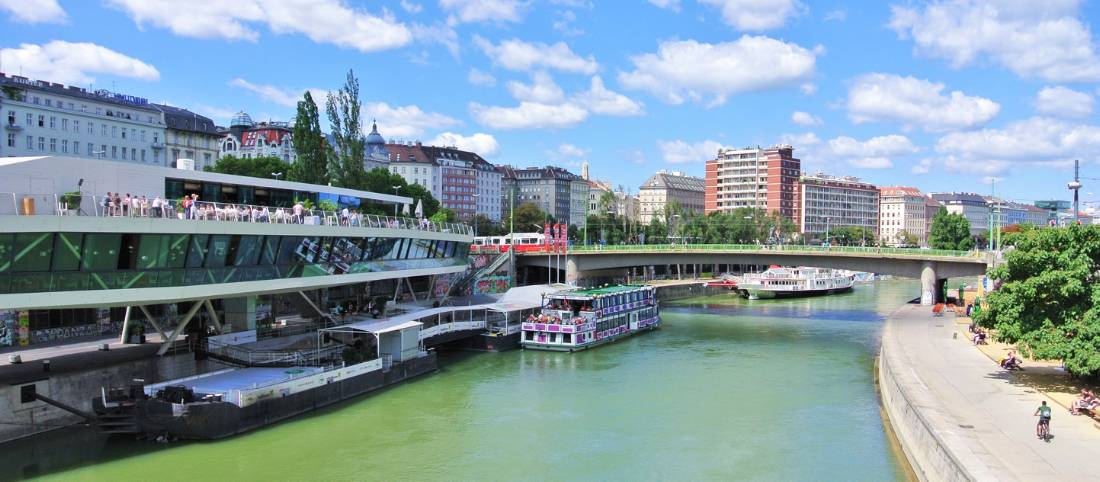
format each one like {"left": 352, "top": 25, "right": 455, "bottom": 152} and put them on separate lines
{"left": 271, "top": 171, "right": 283, "bottom": 181}
{"left": 392, "top": 185, "right": 400, "bottom": 218}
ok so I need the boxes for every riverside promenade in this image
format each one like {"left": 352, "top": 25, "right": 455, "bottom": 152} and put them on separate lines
{"left": 879, "top": 304, "right": 1100, "bottom": 481}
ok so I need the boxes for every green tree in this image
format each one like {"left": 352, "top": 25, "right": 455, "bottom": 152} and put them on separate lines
{"left": 929, "top": 207, "right": 975, "bottom": 250}
{"left": 429, "top": 207, "right": 457, "bottom": 223}
{"left": 897, "top": 230, "right": 919, "bottom": 247}
{"left": 471, "top": 215, "right": 504, "bottom": 237}
{"left": 289, "top": 91, "right": 328, "bottom": 185}
{"left": 975, "top": 225, "right": 1100, "bottom": 377}
{"left": 204, "top": 155, "right": 292, "bottom": 180}
{"left": 828, "top": 226, "right": 876, "bottom": 246}
{"left": 512, "top": 203, "right": 549, "bottom": 232}
{"left": 326, "top": 69, "right": 367, "bottom": 189}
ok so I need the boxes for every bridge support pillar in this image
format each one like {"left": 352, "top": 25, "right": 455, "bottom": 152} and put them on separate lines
{"left": 920, "top": 262, "right": 937, "bottom": 305}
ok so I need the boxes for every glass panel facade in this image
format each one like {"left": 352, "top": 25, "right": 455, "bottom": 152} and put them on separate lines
{"left": 0, "top": 232, "right": 469, "bottom": 294}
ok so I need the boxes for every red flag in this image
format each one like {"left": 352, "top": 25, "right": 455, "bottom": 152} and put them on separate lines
{"left": 544, "top": 223, "right": 551, "bottom": 251}
{"left": 558, "top": 224, "right": 567, "bottom": 253}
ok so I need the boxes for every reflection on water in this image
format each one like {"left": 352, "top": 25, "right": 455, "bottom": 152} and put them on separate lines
{"left": 8, "top": 280, "right": 917, "bottom": 481}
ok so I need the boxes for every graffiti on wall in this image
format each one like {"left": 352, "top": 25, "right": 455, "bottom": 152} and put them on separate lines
{"left": 32, "top": 322, "right": 117, "bottom": 343}
{"left": 470, "top": 254, "right": 492, "bottom": 270}
{"left": 433, "top": 273, "right": 462, "bottom": 298}
{"left": 473, "top": 275, "right": 511, "bottom": 295}
{"left": 0, "top": 310, "right": 14, "bottom": 347}
{"left": 17, "top": 311, "right": 30, "bottom": 346}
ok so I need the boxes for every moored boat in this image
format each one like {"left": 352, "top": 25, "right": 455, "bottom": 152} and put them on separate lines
{"left": 521, "top": 285, "right": 659, "bottom": 352}
{"left": 736, "top": 266, "right": 854, "bottom": 300}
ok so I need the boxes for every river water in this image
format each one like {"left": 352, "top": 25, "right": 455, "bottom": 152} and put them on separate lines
{"left": 9, "top": 280, "right": 916, "bottom": 481}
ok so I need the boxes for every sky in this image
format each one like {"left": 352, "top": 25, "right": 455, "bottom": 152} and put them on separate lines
{"left": 2, "top": 0, "right": 1100, "bottom": 205}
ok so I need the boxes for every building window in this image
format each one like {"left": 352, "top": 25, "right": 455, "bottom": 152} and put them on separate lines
{"left": 87, "top": 143, "right": 94, "bottom": 156}
{"left": 6, "top": 132, "right": 14, "bottom": 147}
{"left": 26, "top": 136, "right": 32, "bottom": 150}
{"left": 73, "top": 120, "right": 79, "bottom": 132}
{"left": 87, "top": 122, "right": 93, "bottom": 134}
{"left": 38, "top": 137, "right": 44, "bottom": 150}
{"left": 121, "top": 128, "right": 126, "bottom": 139}
{"left": 26, "top": 113, "right": 32, "bottom": 125}
{"left": 61, "top": 139, "right": 67, "bottom": 153}
{"left": 32, "top": 96, "right": 39, "bottom": 105}
{"left": 61, "top": 118, "right": 67, "bottom": 131}
{"left": 140, "top": 130, "right": 146, "bottom": 142}
{"left": 101, "top": 125, "right": 107, "bottom": 137}
{"left": 101, "top": 144, "right": 107, "bottom": 157}
{"left": 141, "top": 149, "right": 146, "bottom": 162}
{"left": 37, "top": 115, "right": 44, "bottom": 127}
{"left": 6, "top": 110, "right": 13, "bottom": 125}
{"left": 111, "top": 146, "right": 117, "bottom": 159}
{"left": 44, "top": 99, "right": 52, "bottom": 107}
{"left": 111, "top": 126, "right": 117, "bottom": 138}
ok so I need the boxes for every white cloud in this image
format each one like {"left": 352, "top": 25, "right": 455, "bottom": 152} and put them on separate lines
{"left": 108, "top": 0, "right": 411, "bottom": 53}
{"left": 980, "top": 176, "right": 1005, "bottom": 185}
{"left": 824, "top": 9, "right": 846, "bottom": 22}
{"left": 778, "top": 132, "right": 822, "bottom": 147}
{"left": 619, "top": 36, "right": 817, "bottom": 106}
{"left": 791, "top": 111, "right": 822, "bottom": 127}
{"left": 0, "top": 41, "right": 159, "bottom": 85}
{"left": 430, "top": 132, "right": 500, "bottom": 156}
{"left": 440, "top": 0, "right": 523, "bottom": 24}
{"left": 474, "top": 36, "right": 598, "bottom": 74}
{"left": 506, "top": 72, "right": 566, "bottom": 103}
{"left": 1034, "top": 86, "right": 1094, "bottom": 118}
{"left": 0, "top": 0, "right": 65, "bottom": 23}
{"left": 846, "top": 73, "right": 1000, "bottom": 132}
{"left": 699, "top": 0, "right": 803, "bottom": 31}
{"left": 911, "top": 158, "right": 933, "bottom": 174}
{"left": 467, "top": 68, "right": 496, "bottom": 87}
{"left": 889, "top": 0, "right": 1100, "bottom": 82}
{"left": 799, "top": 83, "right": 818, "bottom": 96}
{"left": 409, "top": 22, "right": 459, "bottom": 57}
{"left": 657, "top": 139, "right": 723, "bottom": 164}
{"left": 827, "top": 134, "right": 919, "bottom": 169}
{"left": 553, "top": 10, "right": 583, "bottom": 37}
{"left": 366, "top": 102, "right": 461, "bottom": 139}
{"left": 470, "top": 101, "right": 588, "bottom": 129}
{"left": 400, "top": 0, "right": 423, "bottom": 14}
{"left": 555, "top": 143, "right": 589, "bottom": 158}
{"left": 935, "top": 117, "right": 1100, "bottom": 170}
{"left": 229, "top": 78, "right": 301, "bottom": 107}
{"left": 648, "top": 0, "right": 680, "bottom": 11}
{"left": 574, "top": 76, "right": 645, "bottom": 116}
{"left": 193, "top": 104, "right": 238, "bottom": 125}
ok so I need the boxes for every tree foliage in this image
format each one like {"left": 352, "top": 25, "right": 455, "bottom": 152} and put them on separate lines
{"left": 204, "top": 155, "right": 292, "bottom": 180}
{"left": 471, "top": 215, "right": 505, "bottom": 236}
{"left": 827, "top": 225, "right": 876, "bottom": 246}
{"left": 896, "top": 230, "right": 919, "bottom": 247}
{"left": 929, "top": 207, "right": 975, "bottom": 250}
{"left": 289, "top": 91, "right": 328, "bottom": 185}
{"left": 512, "top": 203, "right": 551, "bottom": 232}
{"left": 358, "top": 168, "right": 440, "bottom": 218}
{"left": 975, "top": 225, "right": 1100, "bottom": 377}
{"left": 326, "top": 69, "right": 367, "bottom": 189}
{"left": 429, "top": 207, "right": 457, "bottom": 223}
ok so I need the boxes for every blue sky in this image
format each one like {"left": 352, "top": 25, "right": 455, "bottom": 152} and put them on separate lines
{"left": 3, "top": 1, "right": 1100, "bottom": 205}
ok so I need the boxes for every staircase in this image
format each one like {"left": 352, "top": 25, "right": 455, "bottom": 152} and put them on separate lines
{"left": 96, "top": 413, "right": 140, "bottom": 434}
{"left": 447, "top": 250, "right": 511, "bottom": 298}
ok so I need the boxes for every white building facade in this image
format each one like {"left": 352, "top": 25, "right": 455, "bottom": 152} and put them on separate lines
{"left": 930, "top": 193, "right": 989, "bottom": 235}
{"left": 797, "top": 173, "right": 880, "bottom": 240}
{"left": 1, "top": 73, "right": 167, "bottom": 165}
{"left": 879, "top": 186, "right": 931, "bottom": 246}
{"left": 638, "top": 170, "right": 705, "bottom": 225}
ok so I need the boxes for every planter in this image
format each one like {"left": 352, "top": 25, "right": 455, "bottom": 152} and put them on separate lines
{"left": 128, "top": 334, "right": 146, "bottom": 344}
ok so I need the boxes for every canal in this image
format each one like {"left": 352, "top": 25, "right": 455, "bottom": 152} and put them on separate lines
{"left": 9, "top": 279, "right": 916, "bottom": 481}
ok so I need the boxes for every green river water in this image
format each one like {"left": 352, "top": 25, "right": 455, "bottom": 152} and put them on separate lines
{"left": 8, "top": 280, "right": 917, "bottom": 481}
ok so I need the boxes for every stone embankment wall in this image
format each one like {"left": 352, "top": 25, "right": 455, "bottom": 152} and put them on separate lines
{"left": 653, "top": 283, "right": 726, "bottom": 301}
{"left": 0, "top": 353, "right": 219, "bottom": 444}
{"left": 878, "top": 312, "right": 973, "bottom": 482}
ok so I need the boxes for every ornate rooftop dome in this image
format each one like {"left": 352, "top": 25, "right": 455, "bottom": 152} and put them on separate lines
{"left": 230, "top": 111, "right": 254, "bottom": 128}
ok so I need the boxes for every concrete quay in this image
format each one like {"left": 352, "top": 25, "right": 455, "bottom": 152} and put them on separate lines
{"left": 879, "top": 304, "right": 1100, "bottom": 481}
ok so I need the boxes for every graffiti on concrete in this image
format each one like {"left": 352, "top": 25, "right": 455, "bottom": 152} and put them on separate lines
{"left": 473, "top": 275, "right": 511, "bottom": 295}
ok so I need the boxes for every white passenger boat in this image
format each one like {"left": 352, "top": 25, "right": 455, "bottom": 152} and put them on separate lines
{"left": 736, "top": 266, "right": 854, "bottom": 299}
{"left": 521, "top": 285, "right": 659, "bottom": 352}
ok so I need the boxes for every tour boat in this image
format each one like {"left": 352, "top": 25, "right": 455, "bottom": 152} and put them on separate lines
{"left": 736, "top": 266, "right": 854, "bottom": 300}
{"left": 704, "top": 276, "right": 739, "bottom": 289}
{"left": 521, "top": 285, "right": 659, "bottom": 352}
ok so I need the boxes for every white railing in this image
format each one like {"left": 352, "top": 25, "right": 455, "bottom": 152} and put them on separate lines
{"left": 0, "top": 192, "right": 473, "bottom": 235}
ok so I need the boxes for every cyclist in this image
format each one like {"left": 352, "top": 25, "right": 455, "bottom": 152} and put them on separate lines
{"left": 1035, "top": 400, "right": 1052, "bottom": 440}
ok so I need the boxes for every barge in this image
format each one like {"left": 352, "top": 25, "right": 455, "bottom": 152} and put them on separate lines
{"left": 521, "top": 285, "right": 659, "bottom": 352}
{"left": 93, "top": 318, "right": 434, "bottom": 440}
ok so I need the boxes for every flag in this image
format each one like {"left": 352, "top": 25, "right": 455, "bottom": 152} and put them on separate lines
{"left": 558, "top": 224, "right": 567, "bottom": 253}
{"left": 544, "top": 223, "right": 551, "bottom": 250}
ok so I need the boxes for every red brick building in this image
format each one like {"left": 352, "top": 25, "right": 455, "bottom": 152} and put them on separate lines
{"left": 704, "top": 145, "right": 800, "bottom": 221}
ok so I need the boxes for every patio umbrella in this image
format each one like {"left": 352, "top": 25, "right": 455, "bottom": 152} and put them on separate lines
{"left": 414, "top": 199, "right": 423, "bottom": 218}
{"left": 402, "top": 202, "right": 410, "bottom": 216}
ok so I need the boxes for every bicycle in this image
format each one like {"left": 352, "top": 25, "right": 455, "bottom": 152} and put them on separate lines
{"left": 1037, "top": 417, "right": 1050, "bottom": 441}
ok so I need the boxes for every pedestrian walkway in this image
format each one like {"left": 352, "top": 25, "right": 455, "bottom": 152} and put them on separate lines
{"left": 885, "top": 304, "right": 1100, "bottom": 481}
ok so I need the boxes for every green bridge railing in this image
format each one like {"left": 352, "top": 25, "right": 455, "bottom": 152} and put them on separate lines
{"left": 559, "top": 244, "right": 979, "bottom": 259}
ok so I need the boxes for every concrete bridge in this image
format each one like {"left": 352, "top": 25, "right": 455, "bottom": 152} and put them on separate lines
{"left": 515, "top": 244, "right": 992, "bottom": 305}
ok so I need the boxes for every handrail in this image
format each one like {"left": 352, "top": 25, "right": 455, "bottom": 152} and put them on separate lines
{"left": 554, "top": 243, "right": 979, "bottom": 258}
{"left": 0, "top": 191, "right": 473, "bottom": 236}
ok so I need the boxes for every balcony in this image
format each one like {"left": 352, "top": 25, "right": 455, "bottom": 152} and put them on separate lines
{"left": 151, "top": 140, "right": 164, "bottom": 149}
{"left": 4, "top": 122, "right": 22, "bottom": 131}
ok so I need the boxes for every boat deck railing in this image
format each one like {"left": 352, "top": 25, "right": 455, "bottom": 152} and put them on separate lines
{"left": 0, "top": 192, "right": 473, "bottom": 235}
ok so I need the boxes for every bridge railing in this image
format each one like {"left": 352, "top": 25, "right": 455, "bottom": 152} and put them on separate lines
{"left": 559, "top": 244, "right": 978, "bottom": 258}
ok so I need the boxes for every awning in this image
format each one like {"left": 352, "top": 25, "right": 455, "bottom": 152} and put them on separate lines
{"left": 320, "top": 318, "right": 422, "bottom": 335}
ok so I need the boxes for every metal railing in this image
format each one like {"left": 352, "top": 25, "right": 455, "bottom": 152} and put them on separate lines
{"left": 558, "top": 243, "right": 979, "bottom": 258}
{"left": 201, "top": 338, "right": 343, "bottom": 367}
{"left": 0, "top": 192, "right": 473, "bottom": 235}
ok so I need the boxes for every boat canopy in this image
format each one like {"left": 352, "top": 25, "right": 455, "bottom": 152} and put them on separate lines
{"left": 320, "top": 318, "right": 423, "bottom": 335}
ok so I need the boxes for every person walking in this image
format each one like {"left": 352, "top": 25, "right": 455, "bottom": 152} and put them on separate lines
{"left": 1035, "top": 400, "right": 1052, "bottom": 440}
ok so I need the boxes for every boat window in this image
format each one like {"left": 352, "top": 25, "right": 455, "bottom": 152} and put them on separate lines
{"left": 562, "top": 333, "right": 572, "bottom": 344}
